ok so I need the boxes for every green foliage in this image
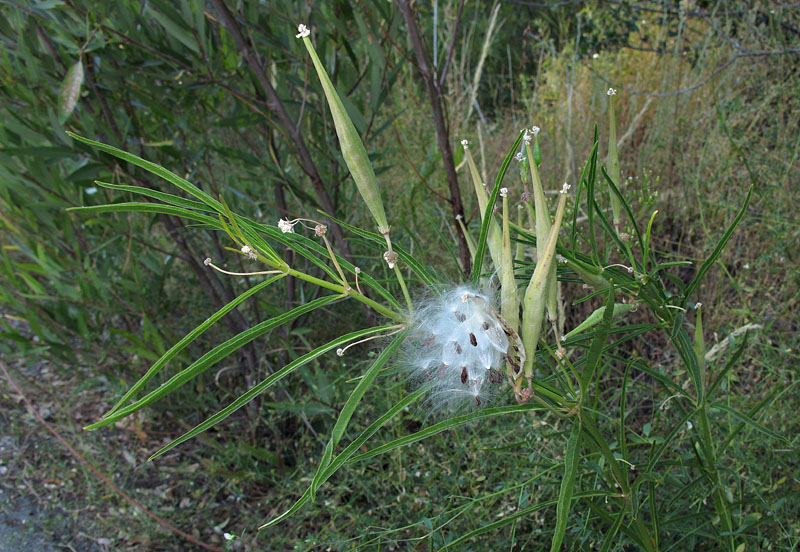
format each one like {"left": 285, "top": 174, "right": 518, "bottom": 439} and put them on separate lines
{"left": 1, "top": 2, "right": 798, "bottom": 551}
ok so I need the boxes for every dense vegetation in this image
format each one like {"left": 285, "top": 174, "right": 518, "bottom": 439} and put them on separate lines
{"left": 1, "top": 1, "right": 798, "bottom": 550}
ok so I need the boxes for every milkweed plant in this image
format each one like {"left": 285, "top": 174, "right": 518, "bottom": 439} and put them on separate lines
{"left": 67, "top": 23, "right": 774, "bottom": 551}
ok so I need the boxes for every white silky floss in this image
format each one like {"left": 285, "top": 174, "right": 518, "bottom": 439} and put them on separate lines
{"left": 404, "top": 286, "right": 511, "bottom": 413}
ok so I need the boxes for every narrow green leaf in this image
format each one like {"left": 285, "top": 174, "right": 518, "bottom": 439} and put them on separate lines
{"left": 311, "top": 330, "right": 407, "bottom": 499}
{"left": 66, "top": 132, "right": 222, "bottom": 212}
{"left": 67, "top": 202, "right": 221, "bottom": 228}
{"left": 601, "top": 167, "right": 645, "bottom": 253}
{"left": 551, "top": 420, "right": 581, "bottom": 552}
{"left": 580, "top": 287, "right": 615, "bottom": 391}
{"left": 105, "top": 275, "right": 284, "bottom": 417}
{"left": 673, "top": 326, "right": 704, "bottom": 405}
{"left": 606, "top": 91, "right": 622, "bottom": 227}
{"left": 682, "top": 185, "right": 753, "bottom": 306}
{"left": 571, "top": 141, "right": 599, "bottom": 253}
{"left": 86, "top": 295, "right": 342, "bottom": 430}
{"left": 94, "top": 181, "right": 207, "bottom": 211}
{"left": 442, "top": 491, "right": 608, "bottom": 550}
{"left": 694, "top": 306, "right": 706, "bottom": 373}
{"left": 711, "top": 403, "right": 790, "bottom": 444}
{"left": 472, "top": 130, "right": 524, "bottom": 284}
{"left": 707, "top": 331, "right": 749, "bottom": 397}
{"left": 564, "top": 303, "right": 635, "bottom": 340}
{"left": 349, "top": 402, "right": 544, "bottom": 463}
{"left": 599, "top": 505, "right": 626, "bottom": 552}
{"left": 149, "top": 6, "right": 200, "bottom": 53}
{"left": 260, "top": 389, "right": 426, "bottom": 530}
{"left": 586, "top": 500, "right": 649, "bottom": 549}
{"left": 149, "top": 324, "right": 398, "bottom": 460}
{"left": 584, "top": 131, "right": 601, "bottom": 263}
{"left": 645, "top": 408, "right": 696, "bottom": 472}
{"left": 442, "top": 499, "right": 558, "bottom": 549}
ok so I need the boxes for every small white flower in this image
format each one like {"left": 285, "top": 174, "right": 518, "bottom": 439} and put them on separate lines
{"left": 695, "top": 302, "right": 702, "bottom": 309}
{"left": 203, "top": 257, "right": 212, "bottom": 266}
{"left": 314, "top": 223, "right": 327, "bottom": 237}
{"left": 499, "top": 187, "right": 508, "bottom": 198}
{"left": 224, "top": 533, "right": 235, "bottom": 541}
{"left": 530, "top": 126, "right": 540, "bottom": 136}
{"left": 592, "top": 52, "right": 600, "bottom": 59}
{"left": 607, "top": 87, "right": 617, "bottom": 96}
{"left": 354, "top": 267, "right": 361, "bottom": 274}
{"left": 556, "top": 254, "right": 568, "bottom": 264}
{"left": 515, "top": 151, "right": 524, "bottom": 162}
{"left": 278, "top": 218, "right": 295, "bottom": 233}
{"left": 241, "top": 245, "right": 257, "bottom": 260}
{"left": 686, "top": 421, "right": 693, "bottom": 430}
{"left": 336, "top": 348, "right": 345, "bottom": 356}
{"left": 461, "top": 139, "right": 469, "bottom": 150}
{"left": 295, "top": 24, "right": 310, "bottom": 38}
{"left": 560, "top": 182, "right": 571, "bottom": 194}
{"left": 523, "top": 130, "right": 532, "bottom": 145}
{"left": 743, "top": 263, "right": 750, "bottom": 269}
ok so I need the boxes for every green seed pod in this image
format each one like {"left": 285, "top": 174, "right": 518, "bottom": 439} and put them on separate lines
{"left": 563, "top": 303, "right": 636, "bottom": 341}
{"left": 607, "top": 89, "right": 622, "bottom": 229}
{"left": 300, "top": 31, "right": 389, "bottom": 234}
{"left": 500, "top": 190, "right": 519, "bottom": 334}
{"left": 694, "top": 303, "right": 705, "bottom": 372}
{"left": 525, "top": 141, "right": 558, "bottom": 322}
{"left": 561, "top": 255, "right": 611, "bottom": 291}
{"left": 515, "top": 204, "right": 526, "bottom": 263}
{"left": 522, "top": 184, "right": 569, "bottom": 377}
{"left": 455, "top": 215, "right": 477, "bottom": 261}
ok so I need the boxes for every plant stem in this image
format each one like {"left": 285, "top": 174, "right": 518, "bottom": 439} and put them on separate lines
{"left": 393, "top": 265, "right": 413, "bottom": 314}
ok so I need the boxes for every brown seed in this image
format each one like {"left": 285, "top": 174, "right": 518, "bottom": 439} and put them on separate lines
{"left": 489, "top": 369, "right": 503, "bottom": 384}
{"left": 460, "top": 366, "right": 468, "bottom": 384}
{"left": 454, "top": 310, "right": 466, "bottom": 323}
{"left": 469, "top": 332, "right": 478, "bottom": 346}
{"left": 422, "top": 334, "right": 436, "bottom": 348}
{"left": 437, "top": 363, "right": 448, "bottom": 379}
{"left": 475, "top": 396, "right": 481, "bottom": 407}
{"left": 482, "top": 321, "right": 491, "bottom": 331}
{"left": 454, "top": 342, "right": 463, "bottom": 355}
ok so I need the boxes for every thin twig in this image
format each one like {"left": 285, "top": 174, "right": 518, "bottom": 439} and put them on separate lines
{"left": 395, "top": 0, "right": 471, "bottom": 275}
{"left": 438, "top": 0, "right": 466, "bottom": 86}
